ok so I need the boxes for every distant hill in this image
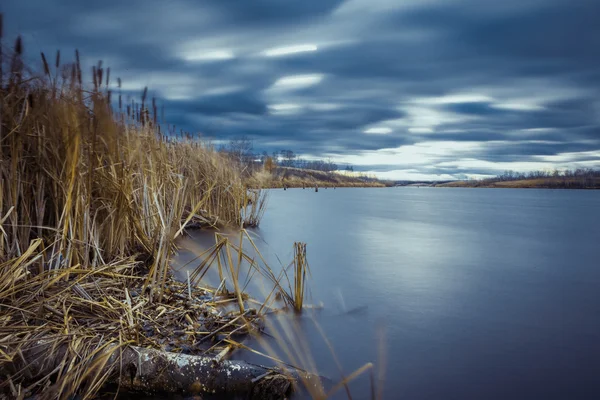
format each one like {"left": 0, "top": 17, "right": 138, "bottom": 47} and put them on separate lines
{"left": 248, "top": 167, "right": 391, "bottom": 188}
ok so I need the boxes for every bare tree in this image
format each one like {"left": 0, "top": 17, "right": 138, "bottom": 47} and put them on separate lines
{"left": 227, "top": 136, "right": 254, "bottom": 165}
{"left": 280, "top": 149, "right": 296, "bottom": 167}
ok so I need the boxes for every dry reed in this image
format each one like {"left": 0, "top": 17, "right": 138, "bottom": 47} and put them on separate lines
{"left": 0, "top": 28, "right": 377, "bottom": 399}
{"left": 0, "top": 33, "right": 267, "bottom": 398}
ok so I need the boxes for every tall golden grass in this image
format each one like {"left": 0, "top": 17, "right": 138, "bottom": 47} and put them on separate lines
{"left": 0, "top": 24, "right": 379, "bottom": 399}
{"left": 0, "top": 27, "right": 268, "bottom": 398}
{"left": 0, "top": 32, "right": 259, "bottom": 279}
{"left": 247, "top": 167, "right": 389, "bottom": 189}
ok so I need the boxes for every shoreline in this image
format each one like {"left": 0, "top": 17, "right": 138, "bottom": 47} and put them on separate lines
{"left": 435, "top": 182, "right": 600, "bottom": 190}
{"left": 255, "top": 182, "right": 388, "bottom": 189}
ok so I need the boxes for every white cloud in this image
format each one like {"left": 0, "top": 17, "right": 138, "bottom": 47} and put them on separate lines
{"left": 181, "top": 49, "right": 235, "bottom": 62}
{"left": 333, "top": 0, "right": 440, "bottom": 16}
{"left": 409, "top": 127, "right": 435, "bottom": 134}
{"left": 491, "top": 102, "right": 545, "bottom": 111}
{"left": 398, "top": 105, "right": 479, "bottom": 129}
{"left": 269, "top": 74, "right": 325, "bottom": 91}
{"left": 268, "top": 103, "right": 304, "bottom": 115}
{"left": 476, "top": 79, "right": 588, "bottom": 112}
{"left": 364, "top": 127, "right": 392, "bottom": 134}
{"left": 520, "top": 128, "right": 558, "bottom": 133}
{"left": 262, "top": 44, "right": 318, "bottom": 57}
{"left": 329, "top": 141, "right": 484, "bottom": 166}
{"left": 413, "top": 93, "right": 494, "bottom": 105}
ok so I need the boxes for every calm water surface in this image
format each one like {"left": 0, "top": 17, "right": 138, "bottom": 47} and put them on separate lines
{"left": 179, "top": 187, "right": 600, "bottom": 399}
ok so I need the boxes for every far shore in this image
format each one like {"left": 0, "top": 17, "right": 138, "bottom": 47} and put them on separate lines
{"left": 435, "top": 177, "right": 600, "bottom": 189}
{"left": 393, "top": 176, "right": 600, "bottom": 190}
{"left": 247, "top": 166, "right": 392, "bottom": 189}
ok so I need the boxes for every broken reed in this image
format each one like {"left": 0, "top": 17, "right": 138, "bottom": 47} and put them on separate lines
{"left": 184, "top": 230, "right": 310, "bottom": 313}
{"left": 242, "top": 189, "right": 268, "bottom": 228}
{"left": 293, "top": 242, "right": 309, "bottom": 312}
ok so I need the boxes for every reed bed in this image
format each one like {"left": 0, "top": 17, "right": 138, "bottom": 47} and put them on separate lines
{"left": 0, "top": 30, "right": 268, "bottom": 398}
{"left": 0, "top": 30, "right": 261, "bottom": 281}
{"left": 0, "top": 25, "right": 378, "bottom": 399}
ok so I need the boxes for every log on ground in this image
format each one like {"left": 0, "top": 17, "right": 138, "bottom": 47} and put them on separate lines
{"left": 5, "top": 343, "right": 307, "bottom": 399}
{"left": 112, "top": 346, "right": 293, "bottom": 399}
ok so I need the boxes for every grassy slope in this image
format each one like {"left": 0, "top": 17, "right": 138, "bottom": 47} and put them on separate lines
{"left": 437, "top": 177, "right": 600, "bottom": 189}
{"left": 248, "top": 166, "right": 389, "bottom": 188}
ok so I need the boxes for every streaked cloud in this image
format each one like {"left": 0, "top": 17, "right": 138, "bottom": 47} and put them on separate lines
{"left": 268, "top": 103, "right": 304, "bottom": 115}
{"left": 270, "top": 74, "right": 325, "bottom": 91}
{"left": 3, "top": 0, "right": 599, "bottom": 180}
{"left": 181, "top": 49, "right": 236, "bottom": 62}
{"left": 364, "top": 127, "right": 393, "bottom": 135}
{"left": 263, "top": 44, "right": 318, "bottom": 57}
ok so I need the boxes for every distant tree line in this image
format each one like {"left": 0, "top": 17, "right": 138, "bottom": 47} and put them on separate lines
{"left": 481, "top": 168, "right": 600, "bottom": 189}
{"left": 494, "top": 168, "right": 600, "bottom": 181}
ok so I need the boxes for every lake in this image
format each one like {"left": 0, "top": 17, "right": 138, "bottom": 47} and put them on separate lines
{"left": 177, "top": 187, "right": 600, "bottom": 399}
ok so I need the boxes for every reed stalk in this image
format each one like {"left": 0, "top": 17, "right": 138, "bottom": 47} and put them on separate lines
{"left": 289, "top": 242, "right": 309, "bottom": 312}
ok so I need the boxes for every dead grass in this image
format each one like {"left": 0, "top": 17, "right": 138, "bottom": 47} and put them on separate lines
{"left": 0, "top": 31, "right": 271, "bottom": 398}
{"left": 247, "top": 167, "right": 388, "bottom": 188}
{"left": 0, "top": 28, "right": 379, "bottom": 399}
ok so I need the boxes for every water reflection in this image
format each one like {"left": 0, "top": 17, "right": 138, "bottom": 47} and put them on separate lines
{"left": 174, "top": 188, "right": 600, "bottom": 400}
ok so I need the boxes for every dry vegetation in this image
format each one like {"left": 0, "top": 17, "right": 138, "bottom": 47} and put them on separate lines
{"left": 0, "top": 24, "right": 377, "bottom": 400}
{"left": 438, "top": 176, "right": 600, "bottom": 189}
{"left": 248, "top": 166, "right": 389, "bottom": 189}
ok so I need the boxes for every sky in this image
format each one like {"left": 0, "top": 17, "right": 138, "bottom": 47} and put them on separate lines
{"left": 2, "top": 0, "right": 600, "bottom": 180}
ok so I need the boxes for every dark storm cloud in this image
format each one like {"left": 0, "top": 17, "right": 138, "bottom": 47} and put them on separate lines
{"left": 476, "top": 142, "right": 597, "bottom": 162}
{"left": 165, "top": 92, "right": 268, "bottom": 117}
{"left": 2, "top": 0, "right": 600, "bottom": 178}
{"left": 209, "top": 0, "right": 345, "bottom": 27}
{"left": 444, "top": 103, "right": 506, "bottom": 117}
